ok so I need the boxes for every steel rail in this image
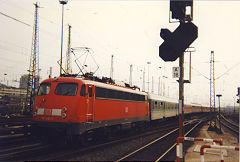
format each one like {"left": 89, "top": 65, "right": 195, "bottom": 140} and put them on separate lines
{"left": 0, "top": 143, "right": 49, "bottom": 160}
{"left": 220, "top": 114, "right": 239, "bottom": 129}
{"left": 156, "top": 120, "right": 202, "bottom": 161}
{"left": 220, "top": 119, "right": 239, "bottom": 135}
{"left": 116, "top": 119, "right": 200, "bottom": 161}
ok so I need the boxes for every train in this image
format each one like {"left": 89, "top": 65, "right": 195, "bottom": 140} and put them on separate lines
{"left": 31, "top": 75, "right": 210, "bottom": 140}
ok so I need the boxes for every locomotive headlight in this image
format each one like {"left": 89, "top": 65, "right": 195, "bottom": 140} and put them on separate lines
{"left": 33, "top": 106, "right": 38, "bottom": 117}
{"left": 62, "top": 113, "right": 67, "bottom": 119}
{"left": 61, "top": 107, "right": 67, "bottom": 119}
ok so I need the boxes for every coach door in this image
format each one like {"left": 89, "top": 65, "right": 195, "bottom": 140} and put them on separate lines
{"left": 86, "top": 85, "right": 94, "bottom": 122}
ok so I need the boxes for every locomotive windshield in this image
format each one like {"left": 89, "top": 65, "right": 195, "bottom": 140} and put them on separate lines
{"left": 55, "top": 83, "right": 78, "bottom": 96}
{"left": 37, "top": 83, "right": 51, "bottom": 96}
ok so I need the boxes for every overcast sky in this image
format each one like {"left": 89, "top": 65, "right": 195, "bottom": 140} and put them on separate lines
{"left": 0, "top": 0, "right": 239, "bottom": 107}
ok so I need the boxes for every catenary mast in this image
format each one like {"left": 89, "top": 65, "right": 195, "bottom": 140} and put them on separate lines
{"left": 25, "top": 3, "right": 40, "bottom": 114}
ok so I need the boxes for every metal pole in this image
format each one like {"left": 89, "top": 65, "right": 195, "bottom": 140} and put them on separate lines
{"left": 147, "top": 62, "right": 151, "bottom": 93}
{"left": 233, "top": 97, "right": 235, "bottom": 113}
{"left": 129, "top": 64, "right": 133, "bottom": 87}
{"left": 210, "top": 56, "right": 212, "bottom": 114}
{"left": 158, "top": 76, "right": 160, "bottom": 95}
{"left": 152, "top": 76, "right": 154, "bottom": 94}
{"left": 237, "top": 88, "right": 240, "bottom": 137}
{"left": 49, "top": 66, "right": 52, "bottom": 78}
{"left": 179, "top": 52, "right": 184, "bottom": 161}
{"left": 148, "top": 64, "right": 149, "bottom": 92}
{"left": 60, "top": 4, "right": 64, "bottom": 76}
{"left": 218, "top": 96, "right": 221, "bottom": 133}
{"left": 216, "top": 94, "right": 222, "bottom": 133}
{"left": 163, "top": 77, "right": 165, "bottom": 96}
{"left": 110, "top": 55, "right": 113, "bottom": 79}
{"left": 142, "top": 68, "right": 145, "bottom": 92}
{"left": 66, "top": 24, "right": 71, "bottom": 74}
{"left": 158, "top": 67, "right": 161, "bottom": 96}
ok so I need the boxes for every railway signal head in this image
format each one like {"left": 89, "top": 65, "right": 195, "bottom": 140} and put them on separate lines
{"left": 170, "top": 0, "right": 193, "bottom": 21}
{"left": 159, "top": 21, "right": 198, "bottom": 62}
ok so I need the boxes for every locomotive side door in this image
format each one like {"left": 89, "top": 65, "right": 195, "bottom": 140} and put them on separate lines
{"left": 86, "top": 85, "right": 94, "bottom": 122}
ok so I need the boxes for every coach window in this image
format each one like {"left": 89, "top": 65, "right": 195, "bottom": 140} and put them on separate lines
{"left": 80, "top": 84, "right": 86, "bottom": 97}
{"left": 88, "top": 86, "right": 93, "bottom": 97}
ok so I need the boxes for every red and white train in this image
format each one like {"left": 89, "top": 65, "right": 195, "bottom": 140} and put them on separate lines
{"left": 32, "top": 76, "right": 209, "bottom": 138}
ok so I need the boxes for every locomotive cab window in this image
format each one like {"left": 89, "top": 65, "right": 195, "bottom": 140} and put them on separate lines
{"left": 55, "top": 83, "right": 78, "bottom": 96}
{"left": 37, "top": 83, "right": 51, "bottom": 95}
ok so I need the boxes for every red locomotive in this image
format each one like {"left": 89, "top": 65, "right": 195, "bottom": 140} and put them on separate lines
{"left": 32, "top": 76, "right": 149, "bottom": 137}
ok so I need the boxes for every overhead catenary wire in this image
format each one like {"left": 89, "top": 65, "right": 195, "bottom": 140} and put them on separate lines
{"left": 191, "top": 66, "right": 210, "bottom": 80}
{"left": 191, "top": 61, "right": 240, "bottom": 81}
{"left": 215, "top": 62, "right": 240, "bottom": 80}
{"left": 0, "top": 11, "right": 31, "bottom": 26}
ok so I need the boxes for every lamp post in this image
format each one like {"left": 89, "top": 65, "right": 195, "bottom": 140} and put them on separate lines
{"left": 233, "top": 97, "right": 235, "bottom": 113}
{"left": 59, "top": 0, "right": 68, "bottom": 76}
{"left": 216, "top": 94, "right": 222, "bottom": 133}
{"left": 142, "top": 68, "right": 145, "bottom": 92}
{"left": 163, "top": 76, "right": 168, "bottom": 96}
{"left": 158, "top": 67, "right": 161, "bottom": 96}
{"left": 147, "top": 62, "right": 151, "bottom": 93}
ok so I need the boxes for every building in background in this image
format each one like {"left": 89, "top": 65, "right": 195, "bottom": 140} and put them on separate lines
{"left": 19, "top": 74, "right": 40, "bottom": 90}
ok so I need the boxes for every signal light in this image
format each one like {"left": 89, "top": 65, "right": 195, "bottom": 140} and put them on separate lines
{"left": 159, "top": 21, "right": 198, "bottom": 62}
{"left": 170, "top": 0, "right": 193, "bottom": 21}
{"left": 237, "top": 99, "right": 239, "bottom": 104}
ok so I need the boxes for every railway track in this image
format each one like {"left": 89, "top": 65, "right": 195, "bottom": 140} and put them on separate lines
{"left": 0, "top": 133, "right": 52, "bottom": 161}
{"left": 116, "top": 119, "right": 203, "bottom": 161}
{"left": 0, "top": 114, "right": 31, "bottom": 127}
{"left": 220, "top": 114, "right": 239, "bottom": 135}
{"left": 0, "top": 114, "right": 31, "bottom": 138}
{"left": 0, "top": 142, "right": 51, "bottom": 161}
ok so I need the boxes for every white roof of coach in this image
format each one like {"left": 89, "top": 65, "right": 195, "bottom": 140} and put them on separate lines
{"left": 148, "top": 93, "right": 178, "bottom": 103}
